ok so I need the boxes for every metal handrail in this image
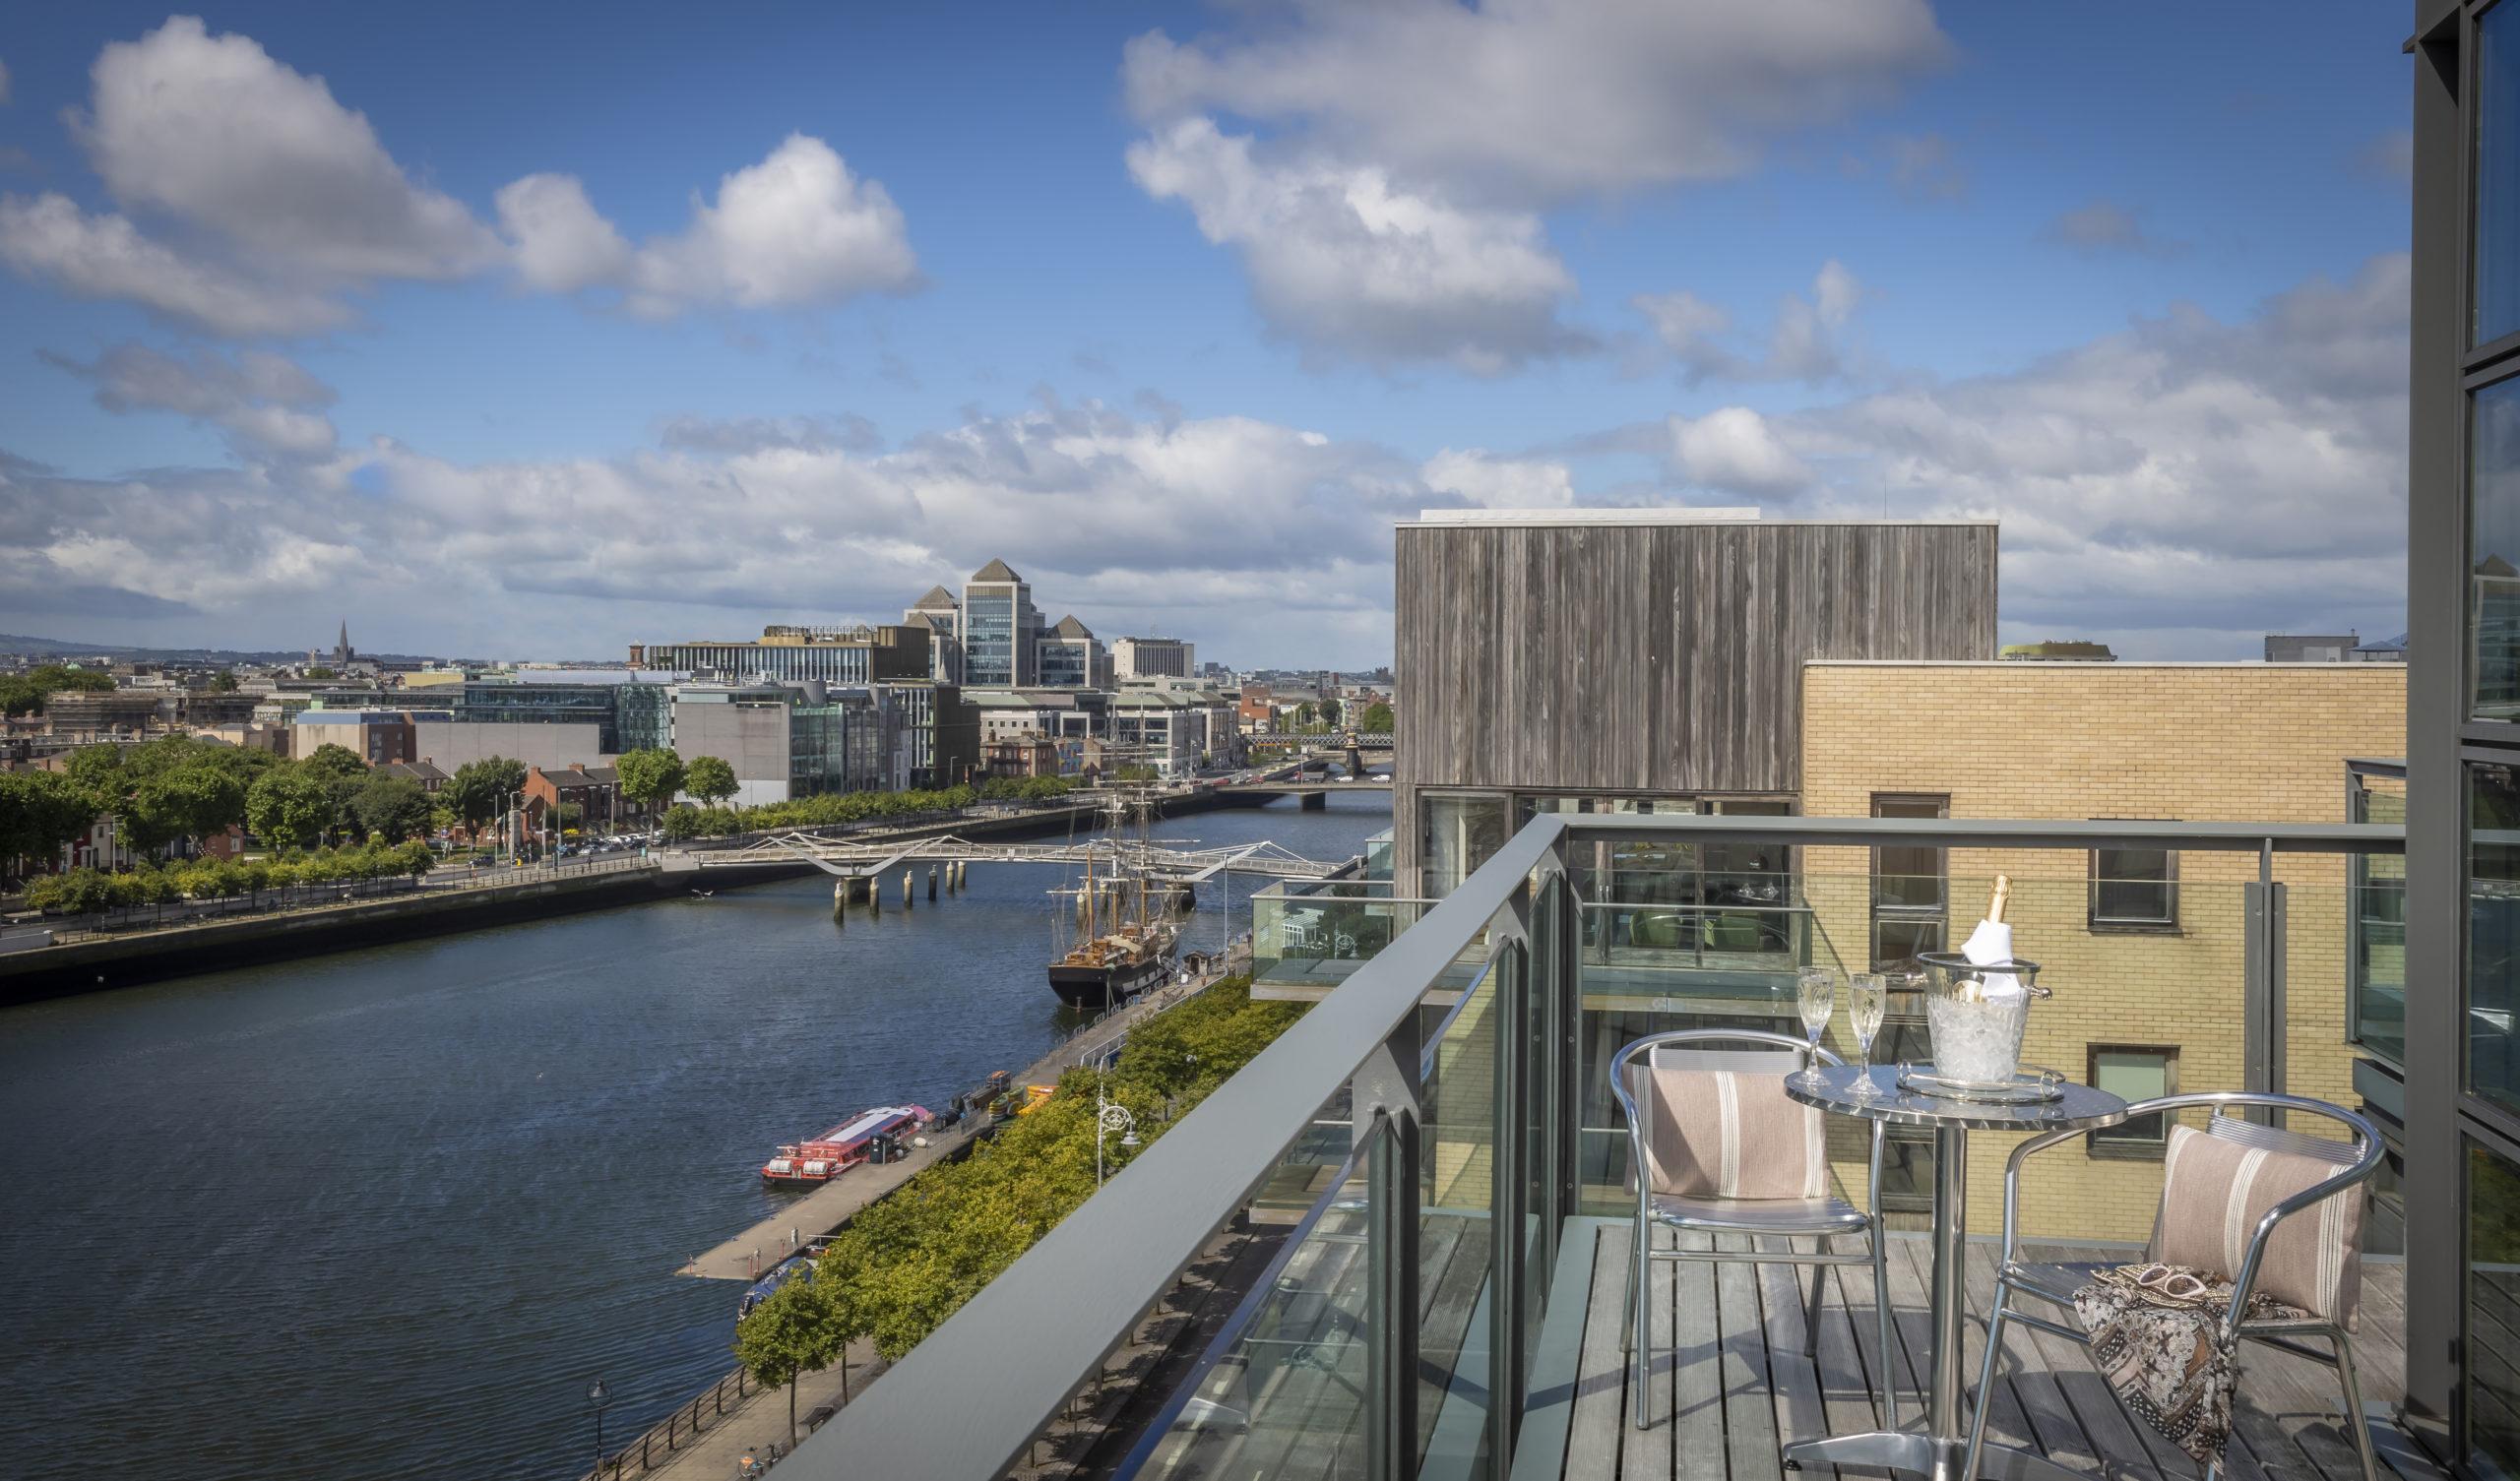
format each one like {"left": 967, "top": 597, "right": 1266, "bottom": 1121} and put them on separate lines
{"left": 785, "top": 814, "right": 1573, "bottom": 1479}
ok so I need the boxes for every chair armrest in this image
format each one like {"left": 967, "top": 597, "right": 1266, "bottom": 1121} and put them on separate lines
{"left": 1998, "top": 1126, "right": 2091, "bottom": 1266}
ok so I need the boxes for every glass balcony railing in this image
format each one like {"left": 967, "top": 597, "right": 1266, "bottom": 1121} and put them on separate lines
{"left": 785, "top": 813, "right": 2407, "bottom": 1481}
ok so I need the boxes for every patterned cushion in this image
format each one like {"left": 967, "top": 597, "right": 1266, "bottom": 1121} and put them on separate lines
{"left": 1631, "top": 1063, "right": 1828, "bottom": 1201}
{"left": 2151, "top": 1124, "right": 2363, "bottom": 1327}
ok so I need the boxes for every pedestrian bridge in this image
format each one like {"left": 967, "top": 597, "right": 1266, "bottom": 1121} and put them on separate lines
{"left": 688, "top": 832, "right": 1353, "bottom": 884}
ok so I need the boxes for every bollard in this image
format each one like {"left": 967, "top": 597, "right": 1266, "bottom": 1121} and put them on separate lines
{"left": 927, "top": 864, "right": 938, "bottom": 900}
{"left": 902, "top": 867, "right": 914, "bottom": 906}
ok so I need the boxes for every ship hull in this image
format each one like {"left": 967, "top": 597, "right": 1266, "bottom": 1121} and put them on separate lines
{"left": 1048, "top": 952, "right": 1170, "bottom": 1010}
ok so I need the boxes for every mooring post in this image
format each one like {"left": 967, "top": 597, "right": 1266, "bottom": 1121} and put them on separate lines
{"left": 927, "top": 864, "right": 938, "bottom": 900}
{"left": 902, "top": 868, "right": 914, "bottom": 906}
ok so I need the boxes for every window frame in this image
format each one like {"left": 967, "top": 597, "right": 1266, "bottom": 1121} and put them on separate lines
{"left": 1869, "top": 793, "right": 1949, "bottom": 970}
{"left": 2087, "top": 833, "right": 2182, "bottom": 934}
{"left": 2085, "top": 1044, "right": 2179, "bottom": 1160}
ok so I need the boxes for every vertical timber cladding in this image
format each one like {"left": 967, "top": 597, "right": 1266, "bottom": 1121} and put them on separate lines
{"left": 1393, "top": 518, "right": 1999, "bottom": 886}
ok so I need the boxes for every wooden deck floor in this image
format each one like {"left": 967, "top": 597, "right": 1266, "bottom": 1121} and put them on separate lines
{"left": 1536, "top": 1220, "right": 2406, "bottom": 1481}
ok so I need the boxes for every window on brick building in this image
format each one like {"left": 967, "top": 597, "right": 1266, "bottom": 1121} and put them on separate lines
{"left": 2087, "top": 1045, "right": 2175, "bottom": 1156}
{"left": 2089, "top": 829, "right": 2179, "bottom": 932}
{"left": 1871, "top": 793, "right": 1947, "bottom": 968}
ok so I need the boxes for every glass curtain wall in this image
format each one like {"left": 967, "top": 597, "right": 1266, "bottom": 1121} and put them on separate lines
{"left": 2438, "top": 5, "right": 2520, "bottom": 1468}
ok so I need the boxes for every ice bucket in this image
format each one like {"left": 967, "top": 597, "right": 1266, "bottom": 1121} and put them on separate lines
{"left": 1916, "top": 952, "right": 2045, "bottom": 1085}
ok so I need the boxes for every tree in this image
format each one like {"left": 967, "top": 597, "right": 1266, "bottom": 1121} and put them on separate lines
{"left": 734, "top": 1275, "right": 848, "bottom": 1448}
{"left": 614, "top": 747, "right": 686, "bottom": 820}
{"left": 348, "top": 774, "right": 433, "bottom": 842}
{"left": 0, "top": 771, "right": 99, "bottom": 873}
{"left": 209, "top": 669, "right": 240, "bottom": 693}
{"left": 298, "top": 743, "right": 370, "bottom": 782}
{"left": 1359, "top": 701, "right": 1394, "bottom": 735}
{"left": 685, "top": 755, "right": 739, "bottom": 809}
{"left": 661, "top": 804, "right": 705, "bottom": 841}
{"left": 246, "top": 769, "right": 337, "bottom": 851}
{"left": 0, "top": 664, "right": 113, "bottom": 717}
{"left": 123, "top": 767, "right": 248, "bottom": 856}
{"left": 1293, "top": 701, "right": 1317, "bottom": 729}
{"left": 447, "top": 757, "right": 528, "bottom": 831}
{"left": 1319, "top": 697, "right": 1343, "bottom": 729}
{"left": 303, "top": 666, "right": 338, "bottom": 681}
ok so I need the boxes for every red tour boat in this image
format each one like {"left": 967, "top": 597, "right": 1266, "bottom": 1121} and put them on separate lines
{"left": 760, "top": 1105, "right": 928, "bottom": 1185}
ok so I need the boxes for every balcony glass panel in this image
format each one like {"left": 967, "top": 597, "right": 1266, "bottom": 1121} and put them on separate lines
{"left": 1417, "top": 931, "right": 1502, "bottom": 1477}
{"left": 2481, "top": 0, "right": 2520, "bottom": 345}
{"left": 1134, "top": 1136, "right": 1374, "bottom": 1479}
{"left": 2471, "top": 1141, "right": 2520, "bottom": 1479}
{"left": 2471, "top": 764, "right": 2520, "bottom": 1116}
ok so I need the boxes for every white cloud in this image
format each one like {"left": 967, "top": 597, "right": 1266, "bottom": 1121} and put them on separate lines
{"left": 75, "top": 17, "right": 499, "bottom": 281}
{"left": 1126, "top": 118, "right": 1578, "bottom": 372}
{"left": 0, "top": 21, "right": 916, "bottom": 336}
{"left": 1677, "top": 255, "right": 2413, "bottom": 648}
{"left": 1420, "top": 448, "right": 1577, "bottom": 508}
{"left": 0, "top": 193, "right": 348, "bottom": 337}
{"left": 1637, "top": 261, "right": 1863, "bottom": 385}
{"left": 494, "top": 173, "right": 632, "bottom": 294}
{"left": 2042, "top": 199, "right": 2188, "bottom": 259}
{"left": 43, "top": 343, "right": 341, "bottom": 463}
{"left": 0, "top": 397, "right": 1446, "bottom": 662}
{"left": 499, "top": 135, "right": 918, "bottom": 315}
{"left": 1122, "top": 0, "right": 1951, "bottom": 203}
{"left": 1668, "top": 407, "right": 1815, "bottom": 496}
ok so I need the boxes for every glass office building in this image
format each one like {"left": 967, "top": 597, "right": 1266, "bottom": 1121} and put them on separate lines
{"left": 2409, "top": 5, "right": 2520, "bottom": 1471}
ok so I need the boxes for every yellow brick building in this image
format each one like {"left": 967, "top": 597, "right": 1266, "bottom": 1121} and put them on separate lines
{"left": 1797, "top": 660, "right": 2405, "bottom": 1240}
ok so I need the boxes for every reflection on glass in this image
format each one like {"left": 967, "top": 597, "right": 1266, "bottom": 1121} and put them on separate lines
{"left": 2481, "top": 0, "right": 2520, "bottom": 345}
{"left": 2352, "top": 776, "right": 2408, "bottom": 1065}
{"left": 2470, "top": 765, "right": 2520, "bottom": 1116}
{"left": 1419, "top": 793, "right": 1509, "bottom": 897}
{"left": 2472, "top": 378, "right": 2520, "bottom": 718}
{"left": 2469, "top": 1142, "right": 2520, "bottom": 1479}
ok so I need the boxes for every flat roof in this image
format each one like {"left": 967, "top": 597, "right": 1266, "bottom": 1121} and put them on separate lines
{"left": 1402, "top": 507, "right": 1995, "bottom": 528}
{"left": 1806, "top": 659, "right": 2409, "bottom": 669}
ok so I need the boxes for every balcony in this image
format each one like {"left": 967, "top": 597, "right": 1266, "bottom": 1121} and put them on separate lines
{"left": 791, "top": 813, "right": 2420, "bottom": 1481}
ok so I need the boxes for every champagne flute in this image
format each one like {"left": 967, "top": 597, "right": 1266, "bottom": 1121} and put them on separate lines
{"left": 1794, "top": 966, "right": 1839, "bottom": 1086}
{"left": 1846, "top": 972, "right": 1887, "bottom": 1097}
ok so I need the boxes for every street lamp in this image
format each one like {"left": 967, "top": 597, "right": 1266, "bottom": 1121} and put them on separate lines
{"left": 587, "top": 1378, "right": 611, "bottom": 1475}
{"left": 1095, "top": 1087, "right": 1139, "bottom": 1187}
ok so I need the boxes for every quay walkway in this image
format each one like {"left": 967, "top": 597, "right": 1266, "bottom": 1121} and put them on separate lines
{"left": 599, "top": 947, "right": 1254, "bottom": 1480}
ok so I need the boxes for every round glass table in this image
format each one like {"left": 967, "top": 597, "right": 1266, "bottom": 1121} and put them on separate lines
{"left": 1781, "top": 1065, "right": 2129, "bottom": 1481}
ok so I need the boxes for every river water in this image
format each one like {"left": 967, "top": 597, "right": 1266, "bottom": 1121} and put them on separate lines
{"left": 0, "top": 790, "right": 1390, "bottom": 1481}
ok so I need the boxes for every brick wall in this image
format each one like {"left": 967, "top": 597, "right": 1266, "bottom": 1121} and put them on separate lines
{"left": 1798, "top": 660, "right": 2405, "bottom": 1240}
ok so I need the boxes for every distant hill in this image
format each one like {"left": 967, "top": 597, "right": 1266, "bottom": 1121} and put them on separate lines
{"left": 0, "top": 634, "right": 427, "bottom": 665}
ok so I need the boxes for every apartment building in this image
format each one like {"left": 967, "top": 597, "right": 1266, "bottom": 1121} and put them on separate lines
{"left": 1794, "top": 659, "right": 2406, "bottom": 1238}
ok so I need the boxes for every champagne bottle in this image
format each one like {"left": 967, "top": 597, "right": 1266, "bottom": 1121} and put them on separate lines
{"left": 1986, "top": 874, "right": 2011, "bottom": 925}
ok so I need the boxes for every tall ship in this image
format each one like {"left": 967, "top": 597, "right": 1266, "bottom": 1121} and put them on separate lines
{"left": 1047, "top": 791, "right": 1180, "bottom": 1009}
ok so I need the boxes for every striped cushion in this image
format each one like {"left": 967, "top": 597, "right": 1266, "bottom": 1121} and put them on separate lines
{"left": 2151, "top": 1124, "right": 2362, "bottom": 1327}
{"left": 1633, "top": 1064, "right": 1828, "bottom": 1201}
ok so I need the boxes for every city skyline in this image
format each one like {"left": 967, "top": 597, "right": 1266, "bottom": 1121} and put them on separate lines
{"left": 0, "top": 2, "right": 2414, "bottom": 665}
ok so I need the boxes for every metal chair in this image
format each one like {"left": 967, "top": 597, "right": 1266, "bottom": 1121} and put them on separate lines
{"left": 1963, "top": 1092, "right": 2386, "bottom": 1481}
{"left": 1610, "top": 1027, "right": 1896, "bottom": 1431}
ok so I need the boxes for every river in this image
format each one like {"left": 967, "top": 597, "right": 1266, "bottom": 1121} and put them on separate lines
{"left": 0, "top": 790, "right": 1391, "bottom": 1481}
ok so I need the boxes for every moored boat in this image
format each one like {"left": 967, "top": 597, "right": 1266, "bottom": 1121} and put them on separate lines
{"left": 760, "top": 1104, "right": 929, "bottom": 1185}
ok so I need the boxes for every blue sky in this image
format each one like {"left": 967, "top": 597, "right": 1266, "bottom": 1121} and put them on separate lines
{"left": 0, "top": 2, "right": 2416, "bottom": 665}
